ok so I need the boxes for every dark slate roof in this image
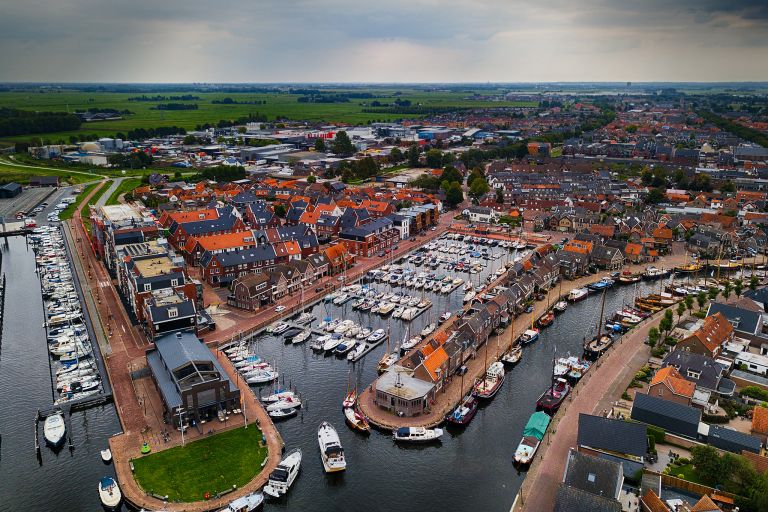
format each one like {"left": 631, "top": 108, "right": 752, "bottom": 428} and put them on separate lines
{"left": 577, "top": 414, "right": 647, "bottom": 458}
{"left": 214, "top": 244, "right": 277, "bottom": 268}
{"left": 553, "top": 485, "right": 622, "bottom": 512}
{"left": 706, "top": 302, "right": 762, "bottom": 335}
{"left": 134, "top": 270, "right": 186, "bottom": 291}
{"left": 181, "top": 214, "right": 239, "bottom": 236}
{"left": 662, "top": 350, "right": 725, "bottom": 392}
{"left": 340, "top": 216, "right": 394, "bottom": 239}
{"left": 708, "top": 425, "right": 762, "bottom": 454}
{"left": 630, "top": 392, "right": 701, "bottom": 438}
{"left": 232, "top": 190, "right": 258, "bottom": 204}
{"left": 563, "top": 449, "right": 623, "bottom": 499}
{"left": 148, "top": 298, "right": 196, "bottom": 323}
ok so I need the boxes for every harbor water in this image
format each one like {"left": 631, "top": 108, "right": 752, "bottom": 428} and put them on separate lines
{"left": 0, "top": 235, "right": 665, "bottom": 512}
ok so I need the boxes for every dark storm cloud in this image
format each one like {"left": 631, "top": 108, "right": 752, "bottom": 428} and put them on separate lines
{"left": 1, "top": 0, "right": 766, "bottom": 82}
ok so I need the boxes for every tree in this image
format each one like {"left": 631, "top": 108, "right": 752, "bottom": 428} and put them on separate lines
{"left": 677, "top": 302, "right": 686, "bottom": 320}
{"left": 237, "top": 126, "right": 247, "bottom": 134}
{"left": 445, "top": 182, "right": 464, "bottom": 208}
{"left": 467, "top": 169, "right": 484, "bottom": 188}
{"left": 720, "top": 179, "right": 736, "bottom": 193}
{"left": 410, "top": 174, "right": 441, "bottom": 192}
{"left": 495, "top": 188, "right": 504, "bottom": 204}
{"left": 646, "top": 188, "right": 665, "bottom": 204}
{"left": 274, "top": 204, "right": 286, "bottom": 218}
{"left": 306, "top": 175, "right": 317, "bottom": 184}
{"left": 469, "top": 178, "right": 490, "bottom": 203}
{"left": 404, "top": 145, "right": 421, "bottom": 167}
{"left": 684, "top": 295, "right": 694, "bottom": 314}
{"left": 696, "top": 291, "right": 707, "bottom": 310}
{"left": 425, "top": 149, "right": 444, "bottom": 168}
{"left": 314, "top": 138, "right": 326, "bottom": 152}
{"left": 750, "top": 275, "right": 759, "bottom": 291}
{"left": 647, "top": 327, "right": 660, "bottom": 348}
{"left": 723, "top": 281, "right": 732, "bottom": 300}
{"left": 389, "top": 147, "right": 403, "bottom": 163}
{"left": 332, "top": 130, "right": 355, "bottom": 156}
{"left": 441, "top": 166, "right": 462, "bottom": 184}
{"left": 708, "top": 286, "right": 719, "bottom": 301}
{"left": 734, "top": 278, "right": 743, "bottom": 298}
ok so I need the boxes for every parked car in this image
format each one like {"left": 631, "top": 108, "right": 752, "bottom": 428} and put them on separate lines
{"left": 275, "top": 305, "right": 286, "bottom": 313}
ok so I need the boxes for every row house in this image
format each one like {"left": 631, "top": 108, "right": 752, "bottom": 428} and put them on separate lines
{"left": 200, "top": 244, "right": 277, "bottom": 286}
{"left": 590, "top": 245, "right": 625, "bottom": 270}
{"left": 182, "top": 230, "right": 259, "bottom": 266}
{"left": 323, "top": 242, "right": 355, "bottom": 276}
{"left": 339, "top": 217, "right": 400, "bottom": 258}
{"left": 90, "top": 203, "right": 159, "bottom": 273}
{"left": 254, "top": 225, "right": 320, "bottom": 259}
{"left": 244, "top": 201, "right": 281, "bottom": 229}
{"left": 228, "top": 273, "right": 271, "bottom": 310}
{"left": 158, "top": 207, "right": 219, "bottom": 229}
{"left": 167, "top": 210, "right": 246, "bottom": 250}
{"left": 142, "top": 290, "right": 197, "bottom": 340}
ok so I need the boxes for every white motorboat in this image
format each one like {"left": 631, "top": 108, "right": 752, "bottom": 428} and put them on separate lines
{"left": 400, "top": 307, "right": 420, "bottom": 321}
{"left": 332, "top": 293, "right": 349, "bottom": 305}
{"left": 246, "top": 369, "right": 278, "bottom": 384}
{"left": 334, "top": 339, "right": 357, "bottom": 356}
{"left": 439, "top": 311, "right": 452, "bottom": 323}
{"left": 334, "top": 320, "right": 355, "bottom": 334}
{"left": 452, "top": 278, "right": 464, "bottom": 286}
{"left": 440, "top": 283, "right": 452, "bottom": 293}
{"left": 407, "top": 296, "right": 420, "bottom": 307}
{"left": 377, "top": 302, "right": 396, "bottom": 316}
{"left": 101, "top": 448, "right": 112, "bottom": 463}
{"left": 367, "top": 329, "right": 387, "bottom": 343}
{"left": 420, "top": 323, "right": 436, "bottom": 337}
{"left": 553, "top": 301, "right": 567, "bottom": 312}
{"left": 98, "top": 476, "right": 121, "bottom": 509}
{"left": 356, "top": 328, "right": 372, "bottom": 340}
{"left": 323, "top": 335, "right": 344, "bottom": 353}
{"left": 262, "top": 390, "right": 296, "bottom": 404}
{"left": 463, "top": 282, "right": 474, "bottom": 291}
{"left": 463, "top": 290, "right": 476, "bottom": 303}
{"left": 417, "top": 299, "right": 432, "bottom": 309}
{"left": 43, "top": 411, "right": 66, "bottom": 447}
{"left": 392, "top": 426, "right": 443, "bottom": 443}
{"left": 292, "top": 329, "right": 311, "bottom": 344}
{"left": 392, "top": 306, "right": 406, "bottom": 318}
{"left": 324, "top": 318, "right": 341, "bottom": 332}
{"left": 347, "top": 343, "right": 367, "bottom": 361}
{"left": 266, "top": 397, "right": 302, "bottom": 412}
{"left": 568, "top": 288, "right": 588, "bottom": 302}
{"left": 263, "top": 448, "right": 302, "bottom": 499}
{"left": 318, "top": 422, "right": 346, "bottom": 473}
{"left": 295, "top": 312, "right": 316, "bottom": 325}
{"left": 218, "top": 491, "right": 264, "bottom": 512}
{"left": 268, "top": 407, "right": 299, "bottom": 420}
{"left": 271, "top": 323, "right": 290, "bottom": 335}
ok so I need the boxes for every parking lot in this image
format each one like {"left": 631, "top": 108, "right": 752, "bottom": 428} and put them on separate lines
{"left": 0, "top": 187, "right": 52, "bottom": 221}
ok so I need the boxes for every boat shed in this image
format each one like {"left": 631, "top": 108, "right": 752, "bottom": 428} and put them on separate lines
{"left": 146, "top": 331, "right": 240, "bottom": 427}
{"left": 630, "top": 392, "right": 701, "bottom": 439}
{"left": 374, "top": 368, "right": 435, "bottom": 417}
{"left": 0, "top": 182, "right": 22, "bottom": 198}
{"left": 707, "top": 425, "right": 762, "bottom": 454}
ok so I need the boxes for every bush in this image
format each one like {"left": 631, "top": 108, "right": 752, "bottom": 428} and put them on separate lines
{"left": 693, "top": 310, "right": 706, "bottom": 319}
{"left": 702, "top": 413, "right": 730, "bottom": 424}
{"left": 677, "top": 457, "right": 690, "bottom": 465}
{"left": 652, "top": 346, "right": 667, "bottom": 358}
{"left": 647, "top": 425, "right": 665, "bottom": 444}
{"left": 647, "top": 434, "right": 656, "bottom": 453}
{"left": 741, "top": 386, "right": 768, "bottom": 402}
{"left": 622, "top": 391, "right": 632, "bottom": 401}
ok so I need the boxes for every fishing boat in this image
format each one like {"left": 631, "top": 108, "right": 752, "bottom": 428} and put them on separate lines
{"left": 218, "top": 492, "right": 264, "bottom": 512}
{"left": 513, "top": 411, "right": 551, "bottom": 466}
{"left": 537, "top": 310, "right": 554, "bottom": 328}
{"left": 98, "top": 476, "right": 122, "bottom": 509}
{"left": 43, "top": 410, "right": 66, "bottom": 447}
{"left": 634, "top": 297, "right": 663, "bottom": 313}
{"left": 618, "top": 271, "right": 642, "bottom": 284}
{"left": 263, "top": 448, "right": 302, "bottom": 499}
{"left": 473, "top": 361, "right": 505, "bottom": 399}
{"left": 445, "top": 394, "right": 479, "bottom": 426}
{"left": 553, "top": 300, "right": 567, "bottom": 312}
{"left": 501, "top": 345, "right": 522, "bottom": 365}
{"left": 643, "top": 267, "right": 670, "bottom": 280}
{"left": 318, "top": 422, "right": 346, "bottom": 473}
{"left": 392, "top": 426, "right": 443, "bottom": 443}
{"left": 101, "top": 448, "right": 112, "bottom": 463}
{"left": 343, "top": 406, "right": 371, "bottom": 433}
{"left": 568, "top": 288, "right": 588, "bottom": 302}
{"left": 584, "top": 288, "right": 614, "bottom": 360}
{"left": 520, "top": 328, "right": 540, "bottom": 345}
{"left": 536, "top": 377, "right": 571, "bottom": 414}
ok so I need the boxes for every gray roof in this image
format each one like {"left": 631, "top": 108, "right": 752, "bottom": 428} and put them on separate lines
{"left": 577, "top": 414, "right": 647, "bottom": 458}
{"left": 553, "top": 485, "right": 622, "bottom": 512}
{"left": 662, "top": 350, "right": 725, "bottom": 392}
{"left": 708, "top": 425, "right": 761, "bottom": 454}
{"left": 706, "top": 302, "right": 762, "bottom": 335}
{"left": 630, "top": 392, "right": 701, "bottom": 438}
{"left": 375, "top": 370, "right": 433, "bottom": 400}
{"left": 744, "top": 287, "right": 768, "bottom": 306}
{"left": 148, "top": 298, "right": 196, "bottom": 324}
{"left": 211, "top": 244, "right": 277, "bottom": 268}
{"left": 563, "top": 449, "right": 623, "bottom": 500}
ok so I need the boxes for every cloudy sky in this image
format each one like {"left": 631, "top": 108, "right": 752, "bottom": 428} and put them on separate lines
{"left": 2, "top": 0, "right": 768, "bottom": 83}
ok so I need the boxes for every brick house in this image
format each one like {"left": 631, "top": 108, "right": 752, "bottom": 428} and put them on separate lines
{"left": 228, "top": 273, "right": 271, "bottom": 310}
{"left": 677, "top": 312, "right": 733, "bottom": 358}
{"left": 648, "top": 367, "right": 696, "bottom": 406}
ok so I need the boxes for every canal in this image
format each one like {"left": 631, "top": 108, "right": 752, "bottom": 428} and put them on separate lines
{"left": 0, "top": 233, "right": 666, "bottom": 512}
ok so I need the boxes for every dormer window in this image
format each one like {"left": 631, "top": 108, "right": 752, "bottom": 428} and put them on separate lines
{"left": 168, "top": 307, "right": 178, "bottom": 318}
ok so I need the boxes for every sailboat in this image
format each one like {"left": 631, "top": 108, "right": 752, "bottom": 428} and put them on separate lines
{"left": 583, "top": 288, "right": 614, "bottom": 360}
{"left": 377, "top": 327, "right": 398, "bottom": 374}
{"left": 536, "top": 351, "right": 572, "bottom": 414}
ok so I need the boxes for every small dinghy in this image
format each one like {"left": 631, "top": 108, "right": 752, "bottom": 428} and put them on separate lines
{"left": 101, "top": 448, "right": 112, "bottom": 463}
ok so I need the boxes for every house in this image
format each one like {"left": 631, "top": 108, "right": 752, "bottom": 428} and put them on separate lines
{"left": 706, "top": 302, "right": 763, "bottom": 338}
{"left": 708, "top": 425, "right": 762, "bottom": 454}
{"left": 662, "top": 350, "right": 734, "bottom": 397}
{"left": 228, "top": 273, "right": 271, "bottom": 311}
{"left": 339, "top": 217, "right": 400, "bottom": 257}
{"left": 677, "top": 312, "right": 733, "bottom": 358}
{"left": 577, "top": 414, "right": 647, "bottom": 478}
{"left": 735, "top": 352, "right": 768, "bottom": 377}
{"left": 373, "top": 368, "right": 435, "bottom": 417}
{"left": 553, "top": 449, "right": 623, "bottom": 512}
{"left": 29, "top": 175, "right": 60, "bottom": 187}
{"left": 648, "top": 367, "right": 696, "bottom": 406}
{"left": 590, "top": 245, "right": 624, "bottom": 270}
{"left": 146, "top": 331, "right": 241, "bottom": 427}
{"left": 630, "top": 392, "right": 701, "bottom": 439}
{"left": 199, "top": 244, "right": 277, "bottom": 286}
{"left": 142, "top": 291, "right": 197, "bottom": 339}
{"left": 750, "top": 406, "right": 768, "bottom": 445}
{"left": 464, "top": 206, "right": 500, "bottom": 224}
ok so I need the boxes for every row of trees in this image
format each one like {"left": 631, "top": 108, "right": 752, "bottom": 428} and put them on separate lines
{"left": 151, "top": 103, "right": 199, "bottom": 111}
{"left": 107, "top": 151, "right": 153, "bottom": 169}
{"left": 698, "top": 110, "right": 768, "bottom": 148}
{"left": 0, "top": 108, "right": 81, "bottom": 136}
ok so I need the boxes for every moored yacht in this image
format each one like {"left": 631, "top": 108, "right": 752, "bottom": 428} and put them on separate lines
{"left": 318, "top": 422, "right": 346, "bottom": 473}
{"left": 263, "top": 448, "right": 302, "bottom": 499}
{"left": 473, "top": 361, "right": 505, "bottom": 399}
{"left": 392, "top": 426, "right": 443, "bottom": 443}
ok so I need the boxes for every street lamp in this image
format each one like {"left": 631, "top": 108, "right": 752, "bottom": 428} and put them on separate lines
{"left": 177, "top": 407, "right": 187, "bottom": 447}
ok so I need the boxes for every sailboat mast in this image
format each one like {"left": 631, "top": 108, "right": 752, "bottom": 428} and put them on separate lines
{"left": 596, "top": 288, "right": 607, "bottom": 338}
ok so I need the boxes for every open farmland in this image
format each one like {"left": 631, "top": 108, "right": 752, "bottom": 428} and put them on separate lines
{"left": 0, "top": 87, "right": 537, "bottom": 144}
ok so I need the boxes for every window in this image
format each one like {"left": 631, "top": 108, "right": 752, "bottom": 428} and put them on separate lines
{"left": 144, "top": 284, "right": 151, "bottom": 292}
{"left": 171, "top": 279, "right": 178, "bottom": 287}
{"left": 168, "top": 307, "right": 178, "bottom": 318}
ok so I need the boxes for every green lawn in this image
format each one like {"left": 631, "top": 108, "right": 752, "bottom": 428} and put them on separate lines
{"left": 131, "top": 426, "right": 268, "bottom": 503}
{"left": 80, "top": 179, "right": 112, "bottom": 232}
{"left": 59, "top": 182, "right": 100, "bottom": 220}
{"left": 106, "top": 178, "right": 142, "bottom": 205}
{"left": 0, "top": 156, "right": 100, "bottom": 185}
{"left": 668, "top": 463, "right": 701, "bottom": 483}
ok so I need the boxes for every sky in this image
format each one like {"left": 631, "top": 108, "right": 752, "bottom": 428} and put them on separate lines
{"left": 2, "top": 0, "right": 768, "bottom": 83}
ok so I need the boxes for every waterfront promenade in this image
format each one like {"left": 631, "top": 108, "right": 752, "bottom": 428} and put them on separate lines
{"left": 65, "top": 193, "right": 283, "bottom": 511}
{"left": 358, "top": 250, "right": 691, "bottom": 429}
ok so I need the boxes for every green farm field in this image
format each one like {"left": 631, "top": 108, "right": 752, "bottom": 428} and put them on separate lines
{"left": 0, "top": 87, "right": 537, "bottom": 144}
